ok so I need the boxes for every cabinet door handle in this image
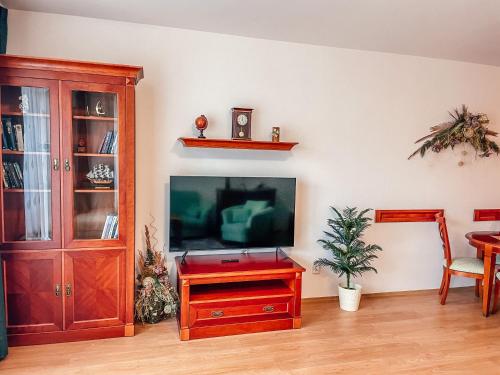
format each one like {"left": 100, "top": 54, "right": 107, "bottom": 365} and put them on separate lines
{"left": 64, "top": 159, "right": 71, "bottom": 172}
{"left": 211, "top": 310, "right": 224, "bottom": 318}
{"left": 55, "top": 284, "right": 61, "bottom": 297}
{"left": 65, "top": 283, "right": 72, "bottom": 297}
{"left": 263, "top": 305, "right": 275, "bottom": 313}
{"left": 53, "top": 158, "right": 59, "bottom": 171}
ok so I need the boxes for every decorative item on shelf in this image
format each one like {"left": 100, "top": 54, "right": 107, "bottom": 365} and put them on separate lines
{"left": 272, "top": 127, "right": 280, "bottom": 142}
{"left": 408, "top": 105, "right": 499, "bottom": 160}
{"left": 77, "top": 137, "right": 87, "bottom": 153}
{"left": 314, "top": 207, "right": 382, "bottom": 312}
{"left": 231, "top": 107, "right": 253, "bottom": 140}
{"left": 18, "top": 94, "right": 29, "bottom": 113}
{"left": 95, "top": 100, "right": 106, "bottom": 116}
{"left": 85, "top": 105, "right": 90, "bottom": 116}
{"left": 86, "top": 163, "right": 114, "bottom": 188}
{"left": 135, "top": 224, "right": 178, "bottom": 324}
{"left": 194, "top": 115, "right": 208, "bottom": 139}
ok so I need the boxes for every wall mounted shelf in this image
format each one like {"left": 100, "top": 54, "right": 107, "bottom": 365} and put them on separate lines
{"left": 178, "top": 137, "right": 298, "bottom": 151}
{"left": 375, "top": 209, "right": 444, "bottom": 223}
{"left": 474, "top": 209, "right": 500, "bottom": 221}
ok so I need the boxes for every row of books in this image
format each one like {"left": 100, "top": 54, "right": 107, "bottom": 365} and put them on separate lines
{"left": 101, "top": 214, "right": 119, "bottom": 239}
{"left": 98, "top": 130, "right": 118, "bottom": 154}
{"left": 2, "top": 119, "right": 24, "bottom": 151}
{"left": 2, "top": 161, "right": 23, "bottom": 189}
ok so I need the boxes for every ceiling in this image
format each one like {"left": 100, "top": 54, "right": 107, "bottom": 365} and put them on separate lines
{"left": 4, "top": 0, "right": 500, "bottom": 66}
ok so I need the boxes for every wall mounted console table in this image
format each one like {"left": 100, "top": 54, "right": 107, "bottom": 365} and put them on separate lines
{"left": 175, "top": 251, "right": 305, "bottom": 340}
{"left": 178, "top": 137, "right": 299, "bottom": 151}
{"left": 375, "top": 209, "right": 444, "bottom": 223}
{"left": 473, "top": 209, "right": 500, "bottom": 221}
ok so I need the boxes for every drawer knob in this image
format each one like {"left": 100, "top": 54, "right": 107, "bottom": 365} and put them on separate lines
{"left": 211, "top": 310, "right": 224, "bottom": 318}
{"left": 263, "top": 305, "right": 275, "bottom": 312}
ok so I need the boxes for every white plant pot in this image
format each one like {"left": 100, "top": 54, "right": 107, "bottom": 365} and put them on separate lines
{"left": 338, "top": 283, "right": 362, "bottom": 312}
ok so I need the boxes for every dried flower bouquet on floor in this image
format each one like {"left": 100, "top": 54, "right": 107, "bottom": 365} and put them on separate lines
{"left": 135, "top": 225, "right": 178, "bottom": 324}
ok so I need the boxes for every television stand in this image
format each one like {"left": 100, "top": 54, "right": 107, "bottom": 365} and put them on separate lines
{"left": 175, "top": 251, "right": 305, "bottom": 340}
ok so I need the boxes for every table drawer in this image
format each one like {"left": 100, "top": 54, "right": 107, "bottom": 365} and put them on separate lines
{"left": 190, "top": 297, "right": 292, "bottom": 326}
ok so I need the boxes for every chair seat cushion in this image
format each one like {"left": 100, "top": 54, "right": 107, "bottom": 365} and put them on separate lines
{"left": 444, "top": 257, "right": 484, "bottom": 274}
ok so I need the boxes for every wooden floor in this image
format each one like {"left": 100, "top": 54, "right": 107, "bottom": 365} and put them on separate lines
{"left": 1, "top": 287, "right": 500, "bottom": 374}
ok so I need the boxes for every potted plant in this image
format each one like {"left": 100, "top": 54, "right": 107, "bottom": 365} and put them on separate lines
{"left": 314, "top": 207, "right": 382, "bottom": 312}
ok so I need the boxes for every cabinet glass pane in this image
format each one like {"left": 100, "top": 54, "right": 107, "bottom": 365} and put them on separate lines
{"left": 71, "top": 91, "right": 119, "bottom": 240}
{"left": 1, "top": 85, "right": 52, "bottom": 241}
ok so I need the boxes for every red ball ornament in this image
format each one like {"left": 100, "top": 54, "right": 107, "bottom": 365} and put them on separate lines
{"left": 195, "top": 115, "right": 208, "bottom": 138}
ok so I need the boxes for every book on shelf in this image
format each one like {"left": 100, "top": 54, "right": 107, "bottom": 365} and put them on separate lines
{"left": 2, "top": 118, "right": 25, "bottom": 152}
{"left": 1, "top": 121, "right": 8, "bottom": 150}
{"left": 1, "top": 165, "right": 8, "bottom": 188}
{"left": 14, "top": 124, "right": 24, "bottom": 151}
{"left": 98, "top": 130, "right": 117, "bottom": 154}
{"left": 2, "top": 118, "right": 16, "bottom": 150}
{"left": 110, "top": 133, "right": 118, "bottom": 154}
{"left": 101, "top": 214, "right": 119, "bottom": 239}
{"left": 2, "top": 161, "right": 23, "bottom": 189}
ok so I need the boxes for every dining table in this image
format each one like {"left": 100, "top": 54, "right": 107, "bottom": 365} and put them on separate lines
{"left": 466, "top": 231, "right": 500, "bottom": 317}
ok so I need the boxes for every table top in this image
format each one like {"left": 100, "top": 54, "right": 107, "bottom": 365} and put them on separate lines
{"left": 176, "top": 251, "right": 306, "bottom": 279}
{"left": 466, "top": 231, "right": 500, "bottom": 249}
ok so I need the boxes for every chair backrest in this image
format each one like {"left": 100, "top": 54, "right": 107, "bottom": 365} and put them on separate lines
{"left": 435, "top": 213, "right": 452, "bottom": 267}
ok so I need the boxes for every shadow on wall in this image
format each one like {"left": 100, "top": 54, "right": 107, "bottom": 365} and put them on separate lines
{"left": 164, "top": 182, "right": 171, "bottom": 252}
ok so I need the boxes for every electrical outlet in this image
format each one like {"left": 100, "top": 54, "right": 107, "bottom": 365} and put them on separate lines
{"left": 312, "top": 263, "right": 320, "bottom": 274}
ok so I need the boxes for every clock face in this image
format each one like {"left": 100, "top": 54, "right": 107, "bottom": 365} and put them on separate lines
{"left": 237, "top": 114, "right": 248, "bottom": 126}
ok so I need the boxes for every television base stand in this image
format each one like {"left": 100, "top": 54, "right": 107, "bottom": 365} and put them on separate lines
{"left": 180, "top": 250, "right": 188, "bottom": 265}
{"left": 175, "top": 251, "right": 305, "bottom": 340}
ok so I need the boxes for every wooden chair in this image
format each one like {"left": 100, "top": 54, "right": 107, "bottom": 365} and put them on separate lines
{"left": 493, "top": 273, "right": 500, "bottom": 314}
{"left": 436, "top": 213, "right": 484, "bottom": 305}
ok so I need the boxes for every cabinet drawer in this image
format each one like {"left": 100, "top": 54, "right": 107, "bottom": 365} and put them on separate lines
{"left": 190, "top": 297, "right": 291, "bottom": 326}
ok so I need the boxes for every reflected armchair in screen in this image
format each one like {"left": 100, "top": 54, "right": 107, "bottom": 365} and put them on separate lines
{"left": 221, "top": 200, "right": 275, "bottom": 244}
{"left": 171, "top": 191, "right": 212, "bottom": 238}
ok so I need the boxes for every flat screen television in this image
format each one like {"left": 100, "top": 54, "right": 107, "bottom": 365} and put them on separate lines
{"left": 169, "top": 176, "right": 296, "bottom": 251}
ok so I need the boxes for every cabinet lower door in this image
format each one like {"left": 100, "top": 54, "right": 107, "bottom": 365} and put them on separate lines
{"left": 1, "top": 251, "right": 62, "bottom": 334}
{"left": 64, "top": 249, "right": 125, "bottom": 330}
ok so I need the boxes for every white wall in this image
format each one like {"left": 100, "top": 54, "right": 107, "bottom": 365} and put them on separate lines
{"left": 7, "top": 10, "right": 500, "bottom": 297}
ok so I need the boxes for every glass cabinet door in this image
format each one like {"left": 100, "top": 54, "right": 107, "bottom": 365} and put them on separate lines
{"left": 61, "top": 82, "right": 126, "bottom": 247}
{"left": 0, "top": 78, "right": 61, "bottom": 250}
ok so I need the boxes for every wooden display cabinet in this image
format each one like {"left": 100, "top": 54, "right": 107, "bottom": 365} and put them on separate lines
{"left": 0, "top": 54, "right": 143, "bottom": 346}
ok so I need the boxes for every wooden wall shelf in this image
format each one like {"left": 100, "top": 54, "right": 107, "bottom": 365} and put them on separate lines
{"left": 375, "top": 209, "right": 444, "bottom": 223}
{"left": 474, "top": 209, "right": 500, "bottom": 221}
{"left": 178, "top": 137, "right": 298, "bottom": 151}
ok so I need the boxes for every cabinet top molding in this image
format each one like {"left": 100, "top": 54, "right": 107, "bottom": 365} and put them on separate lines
{"left": 0, "top": 54, "right": 144, "bottom": 84}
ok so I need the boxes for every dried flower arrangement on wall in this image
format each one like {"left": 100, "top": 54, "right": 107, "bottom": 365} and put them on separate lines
{"left": 408, "top": 105, "right": 499, "bottom": 161}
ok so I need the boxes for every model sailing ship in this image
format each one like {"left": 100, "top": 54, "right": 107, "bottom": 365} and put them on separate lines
{"left": 87, "top": 164, "right": 114, "bottom": 188}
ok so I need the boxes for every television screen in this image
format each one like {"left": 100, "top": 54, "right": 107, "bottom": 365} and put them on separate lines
{"left": 169, "top": 176, "right": 296, "bottom": 251}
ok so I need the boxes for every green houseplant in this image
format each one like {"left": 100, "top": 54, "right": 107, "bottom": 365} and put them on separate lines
{"left": 314, "top": 207, "right": 382, "bottom": 311}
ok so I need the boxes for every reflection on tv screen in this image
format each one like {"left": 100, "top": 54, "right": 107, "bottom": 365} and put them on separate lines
{"left": 169, "top": 176, "right": 296, "bottom": 251}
